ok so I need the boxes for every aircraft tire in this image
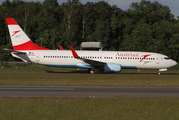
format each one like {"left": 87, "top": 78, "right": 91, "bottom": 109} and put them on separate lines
{"left": 90, "top": 70, "right": 94, "bottom": 74}
{"left": 88, "top": 69, "right": 94, "bottom": 74}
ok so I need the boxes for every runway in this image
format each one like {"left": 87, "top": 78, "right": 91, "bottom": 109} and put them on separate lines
{"left": 0, "top": 85, "right": 179, "bottom": 97}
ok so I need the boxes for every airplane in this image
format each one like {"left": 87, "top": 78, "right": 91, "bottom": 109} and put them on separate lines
{"left": 5, "top": 18, "right": 177, "bottom": 74}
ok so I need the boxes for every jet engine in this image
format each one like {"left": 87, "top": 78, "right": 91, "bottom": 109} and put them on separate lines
{"left": 103, "top": 63, "right": 121, "bottom": 72}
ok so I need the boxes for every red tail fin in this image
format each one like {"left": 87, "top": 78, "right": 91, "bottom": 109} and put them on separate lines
{"left": 6, "top": 18, "right": 50, "bottom": 50}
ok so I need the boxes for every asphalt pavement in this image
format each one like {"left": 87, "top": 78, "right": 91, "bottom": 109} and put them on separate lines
{"left": 0, "top": 85, "right": 179, "bottom": 97}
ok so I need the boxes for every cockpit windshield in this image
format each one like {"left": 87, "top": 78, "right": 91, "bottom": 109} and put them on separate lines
{"left": 164, "top": 57, "right": 170, "bottom": 60}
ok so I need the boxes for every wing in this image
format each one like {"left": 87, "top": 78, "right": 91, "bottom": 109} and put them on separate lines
{"left": 70, "top": 46, "right": 105, "bottom": 67}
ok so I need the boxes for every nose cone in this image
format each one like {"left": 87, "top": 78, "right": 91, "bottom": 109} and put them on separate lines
{"left": 172, "top": 60, "right": 177, "bottom": 66}
{"left": 174, "top": 61, "right": 177, "bottom": 66}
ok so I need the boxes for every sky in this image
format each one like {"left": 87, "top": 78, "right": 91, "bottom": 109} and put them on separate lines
{"left": 6, "top": 0, "right": 179, "bottom": 18}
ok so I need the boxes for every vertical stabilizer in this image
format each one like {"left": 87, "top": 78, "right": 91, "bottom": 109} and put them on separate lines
{"left": 6, "top": 18, "right": 50, "bottom": 50}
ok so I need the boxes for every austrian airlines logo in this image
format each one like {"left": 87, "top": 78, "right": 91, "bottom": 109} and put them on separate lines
{"left": 115, "top": 53, "right": 152, "bottom": 62}
{"left": 140, "top": 54, "right": 151, "bottom": 62}
{"left": 12, "top": 30, "right": 21, "bottom": 36}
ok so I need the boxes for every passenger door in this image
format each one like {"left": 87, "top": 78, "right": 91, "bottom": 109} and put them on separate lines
{"left": 36, "top": 53, "right": 40, "bottom": 62}
{"left": 156, "top": 56, "right": 160, "bottom": 64}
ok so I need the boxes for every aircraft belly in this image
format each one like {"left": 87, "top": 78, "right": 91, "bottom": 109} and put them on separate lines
{"left": 136, "top": 61, "right": 165, "bottom": 69}
{"left": 39, "top": 58, "right": 90, "bottom": 68}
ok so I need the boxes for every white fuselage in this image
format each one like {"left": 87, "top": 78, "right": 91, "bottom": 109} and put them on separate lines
{"left": 13, "top": 50, "right": 177, "bottom": 70}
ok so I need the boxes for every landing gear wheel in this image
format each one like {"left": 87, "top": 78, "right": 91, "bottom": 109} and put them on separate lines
{"left": 89, "top": 70, "right": 94, "bottom": 74}
{"left": 88, "top": 69, "right": 95, "bottom": 74}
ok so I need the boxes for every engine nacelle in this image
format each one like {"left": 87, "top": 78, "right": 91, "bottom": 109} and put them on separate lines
{"left": 104, "top": 63, "right": 121, "bottom": 72}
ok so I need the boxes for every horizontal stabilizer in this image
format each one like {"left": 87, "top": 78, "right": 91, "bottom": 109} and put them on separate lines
{"left": 4, "top": 48, "right": 26, "bottom": 54}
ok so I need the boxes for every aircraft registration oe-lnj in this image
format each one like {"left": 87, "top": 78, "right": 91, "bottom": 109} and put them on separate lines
{"left": 5, "top": 18, "right": 177, "bottom": 74}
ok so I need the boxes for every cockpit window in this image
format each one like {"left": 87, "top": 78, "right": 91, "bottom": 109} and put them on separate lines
{"left": 164, "top": 57, "right": 170, "bottom": 60}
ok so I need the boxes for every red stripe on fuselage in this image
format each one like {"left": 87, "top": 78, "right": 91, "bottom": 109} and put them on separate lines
{"left": 13, "top": 41, "right": 50, "bottom": 50}
{"left": 6, "top": 18, "right": 18, "bottom": 25}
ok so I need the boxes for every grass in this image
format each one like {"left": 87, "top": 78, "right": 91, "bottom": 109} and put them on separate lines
{"left": 0, "top": 97, "right": 179, "bottom": 120}
{"left": 0, "top": 66, "right": 179, "bottom": 86}
{"left": 0, "top": 72, "right": 179, "bottom": 86}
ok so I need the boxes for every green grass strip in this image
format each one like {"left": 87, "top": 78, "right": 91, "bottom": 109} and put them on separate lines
{"left": 0, "top": 97, "right": 179, "bottom": 120}
{"left": 0, "top": 72, "right": 179, "bottom": 86}
{"left": 0, "top": 67, "right": 179, "bottom": 86}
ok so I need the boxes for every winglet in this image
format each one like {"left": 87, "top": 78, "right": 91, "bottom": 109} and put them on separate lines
{"left": 70, "top": 46, "right": 80, "bottom": 58}
{"left": 59, "top": 45, "right": 64, "bottom": 50}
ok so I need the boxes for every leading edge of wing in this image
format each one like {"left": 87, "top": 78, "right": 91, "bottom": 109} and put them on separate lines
{"left": 70, "top": 46, "right": 105, "bottom": 66}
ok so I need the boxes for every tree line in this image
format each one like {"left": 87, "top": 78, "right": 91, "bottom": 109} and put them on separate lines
{"left": 0, "top": 0, "right": 179, "bottom": 62}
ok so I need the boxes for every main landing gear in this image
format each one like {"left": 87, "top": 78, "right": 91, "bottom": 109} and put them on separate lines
{"left": 88, "top": 68, "right": 95, "bottom": 74}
